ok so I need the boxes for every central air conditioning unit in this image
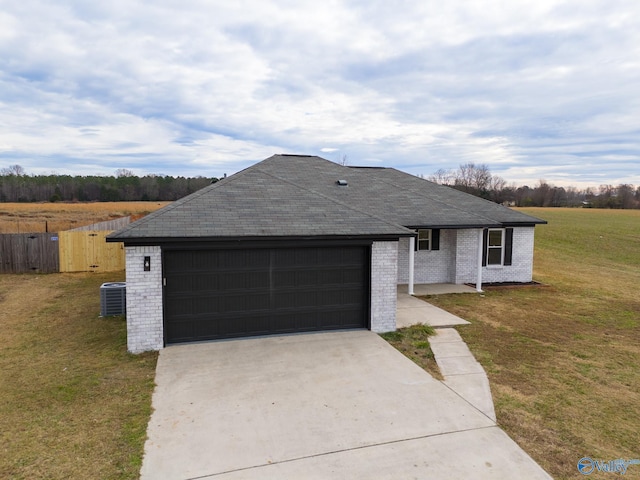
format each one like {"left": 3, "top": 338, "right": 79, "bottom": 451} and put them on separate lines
{"left": 100, "top": 282, "right": 127, "bottom": 317}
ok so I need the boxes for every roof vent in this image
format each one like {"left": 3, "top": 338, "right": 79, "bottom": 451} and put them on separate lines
{"left": 336, "top": 179, "right": 348, "bottom": 186}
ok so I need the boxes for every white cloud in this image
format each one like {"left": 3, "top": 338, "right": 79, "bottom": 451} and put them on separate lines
{"left": 0, "top": 0, "right": 638, "bottom": 187}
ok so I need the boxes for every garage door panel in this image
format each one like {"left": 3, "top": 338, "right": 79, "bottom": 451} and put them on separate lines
{"left": 223, "top": 292, "right": 270, "bottom": 312}
{"left": 170, "top": 272, "right": 272, "bottom": 295}
{"left": 166, "top": 316, "right": 218, "bottom": 342}
{"left": 316, "top": 248, "right": 343, "bottom": 264}
{"left": 274, "top": 312, "right": 319, "bottom": 331}
{"left": 218, "top": 250, "right": 269, "bottom": 269}
{"left": 316, "top": 267, "right": 364, "bottom": 283}
{"left": 167, "top": 273, "right": 219, "bottom": 293}
{"left": 317, "top": 307, "right": 363, "bottom": 328}
{"left": 164, "top": 246, "right": 369, "bottom": 343}
{"left": 343, "top": 287, "right": 365, "bottom": 304}
{"left": 274, "top": 249, "right": 319, "bottom": 267}
{"left": 226, "top": 271, "right": 270, "bottom": 290}
{"left": 273, "top": 269, "right": 317, "bottom": 287}
{"left": 316, "top": 288, "right": 360, "bottom": 306}
{"left": 342, "top": 267, "right": 366, "bottom": 283}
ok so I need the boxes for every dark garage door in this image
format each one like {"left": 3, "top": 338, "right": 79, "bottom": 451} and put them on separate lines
{"left": 164, "top": 246, "right": 369, "bottom": 344}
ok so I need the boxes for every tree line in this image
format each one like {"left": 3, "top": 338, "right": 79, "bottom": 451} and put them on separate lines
{"left": 0, "top": 166, "right": 217, "bottom": 203}
{"left": 428, "top": 163, "right": 640, "bottom": 209}
{"left": 1, "top": 162, "right": 638, "bottom": 208}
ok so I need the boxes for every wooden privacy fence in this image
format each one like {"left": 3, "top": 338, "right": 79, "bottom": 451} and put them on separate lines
{"left": 58, "top": 230, "right": 125, "bottom": 272}
{"left": 0, "top": 217, "right": 130, "bottom": 274}
{"left": 0, "top": 233, "right": 60, "bottom": 273}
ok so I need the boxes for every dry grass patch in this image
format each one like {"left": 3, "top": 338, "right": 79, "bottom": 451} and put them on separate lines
{"left": 422, "top": 208, "right": 640, "bottom": 479}
{"left": 0, "top": 201, "right": 169, "bottom": 233}
{"left": 0, "top": 273, "right": 157, "bottom": 479}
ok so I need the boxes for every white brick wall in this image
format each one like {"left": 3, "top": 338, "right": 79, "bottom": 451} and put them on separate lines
{"left": 125, "top": 246, "right": 163, "bottom": 353}
{"left": 397, "top": 230, "right": 456, "bottom": 283}
{"left": 396, "top": 228, "right": 536, "bottom": 286}
{"left": 454, "top": 227, "right": 535, "bottom": 284}
{"left": 481, "top": 227, "right": 535, "bottom": 284}
{"left": 370, "top": 241, "right": 398, "bottom": 333}
{"left": 454, "top": 229, "right": 481, "bottom": 285}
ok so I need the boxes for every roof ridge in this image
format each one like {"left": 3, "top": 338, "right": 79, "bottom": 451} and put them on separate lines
{"left": 258, "top": 156, "right": 500, "bottom": 227}
{"left": 253, "top": 164, "right": 414, "bottom": 234}
{"left": 326, "top": 163, "right": 500, "bottom": 227}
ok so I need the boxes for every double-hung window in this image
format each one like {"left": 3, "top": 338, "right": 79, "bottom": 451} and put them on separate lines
{"left": 482, "top": 227, "right": 514, "bottom": 267}
{"left": 416, "top": 229, "right": 440, "bottom": 251}
{"left": 418, "top": 229, "right": 431, "bottom": 251}
{"left": 486, "top": 229, "right": 504, "bottom": 265}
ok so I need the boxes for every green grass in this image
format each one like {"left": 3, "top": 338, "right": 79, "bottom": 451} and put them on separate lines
{"left": 0, "top": 273, "right": 158, "bottom": 479}
{"left": 418, "top": 208, "right": 640, "bottom": 479}
{"left": 380, "top": 324, "right": 441, "bottom": 380}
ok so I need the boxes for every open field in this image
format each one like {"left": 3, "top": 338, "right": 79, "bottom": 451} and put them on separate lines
{"left": 0, "top": 202, "right": 170, "bottom": 233}
{"left": 0, "top": 272, "right": 158, "bottom": 479}
{"left": 417, "top": 208, "right": 640, "bottom": 479}
{"left": 3, "top": 206, "right": 639, "bottom": 479}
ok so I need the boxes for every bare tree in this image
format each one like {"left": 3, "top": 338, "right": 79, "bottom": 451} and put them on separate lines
{"left": 617, "top": 184, "right": 636, "bottom": 209}
{"left": 490, "top": 175, "right": 507, "bottom": 193}
{"left": 428, "top": 163, "right": 510, "bottom": 203}
{"left": 455, "top": 163, "right": 476, "bottom": 192}
{"left": 427, "top": 168, "right": 454, "bottom": 185}
{"left": 115, "top": 168, "right": 135, "bottom": 177}
{"left": 1, "top": 164, "right": 26, "bottom": 176}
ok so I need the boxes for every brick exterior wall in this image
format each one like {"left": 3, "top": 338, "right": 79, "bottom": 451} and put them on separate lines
{"left": 397, "top": 227, "right": 536, "bottom": 286}
{"left": 370, "top": 241, "right": 398, "bottom": 333}
{"left": 397, "top": 230, "right": 456, "bottom": 283}
{"left": 125, "top": 246, "right": 163, "bottom": 353}
{"left": 454, "top": 229, "right": 479, "bottom": 285}
{"left": 481, "top": 226, "right": 535, "bottom": 284}
{"left": 454, "top": 228, "right": 535, "bottom": 284}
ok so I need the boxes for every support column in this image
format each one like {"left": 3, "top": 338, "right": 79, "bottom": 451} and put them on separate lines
{"left": 476, "top": 228, "right": 484, "bottom": 293}
{"left": 408, "top": 236, "right": 415, "bottom": 295}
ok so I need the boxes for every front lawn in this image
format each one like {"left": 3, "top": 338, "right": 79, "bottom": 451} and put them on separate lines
{"left": 390, "top": 208, "right": 640, "bottom": 479}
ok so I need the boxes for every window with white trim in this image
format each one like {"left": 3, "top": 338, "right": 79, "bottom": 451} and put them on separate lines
{"left": 417, "top": 229, "right": 431, "bottom": 251}
{"left": 486, "top": 228, "right": 504, "bottom": 265}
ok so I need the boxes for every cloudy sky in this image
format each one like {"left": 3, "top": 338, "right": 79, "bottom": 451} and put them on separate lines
{"left": 1, "top": 1, "right": 639, "bottom": 187}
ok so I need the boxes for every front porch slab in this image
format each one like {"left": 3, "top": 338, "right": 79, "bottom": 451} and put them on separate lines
{"left": 398, "top": 283, "right": 477, "bottom": 295}
{"left": 396, "top": 290, "right": 471, "bottom": 329}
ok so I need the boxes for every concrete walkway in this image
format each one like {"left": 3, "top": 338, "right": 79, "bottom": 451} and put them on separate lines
{"left": 141, "top": 331, "right": 551, "bottom": 480}
{"left": 429, "top": 328, "right": 497, "bottom": 421}
{"left": 396, "top": 284, "right": 497, "bottom": 423}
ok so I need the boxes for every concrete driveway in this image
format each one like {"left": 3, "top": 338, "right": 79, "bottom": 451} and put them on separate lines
{"left": 141, "top": 331, "right": 551, "bottom": 479}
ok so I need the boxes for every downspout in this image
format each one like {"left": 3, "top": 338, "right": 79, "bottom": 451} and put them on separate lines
{"left": 476, "top": 228, "right": 484, "bottom": 293}
{"left": 408, "top": 236, "right": 415, "bottom": 295}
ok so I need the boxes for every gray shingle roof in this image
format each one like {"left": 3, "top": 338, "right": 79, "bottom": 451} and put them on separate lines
{"left": 108, "top": 154, "right": 545, "bottom": 242}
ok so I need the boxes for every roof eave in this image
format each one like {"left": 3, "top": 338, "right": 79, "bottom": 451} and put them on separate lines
{"left": 106, "top": 232, "right": 414, "bottom": 246}
{"left": 406, "top": 223, "right": 500, "bottom": 230}
{"left": 406, "top": 220, "right": 546, "bottom": 229}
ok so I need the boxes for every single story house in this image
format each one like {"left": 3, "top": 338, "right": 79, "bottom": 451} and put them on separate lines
{"left": 108, "top": 154, "right": 546, "bottom": 353}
